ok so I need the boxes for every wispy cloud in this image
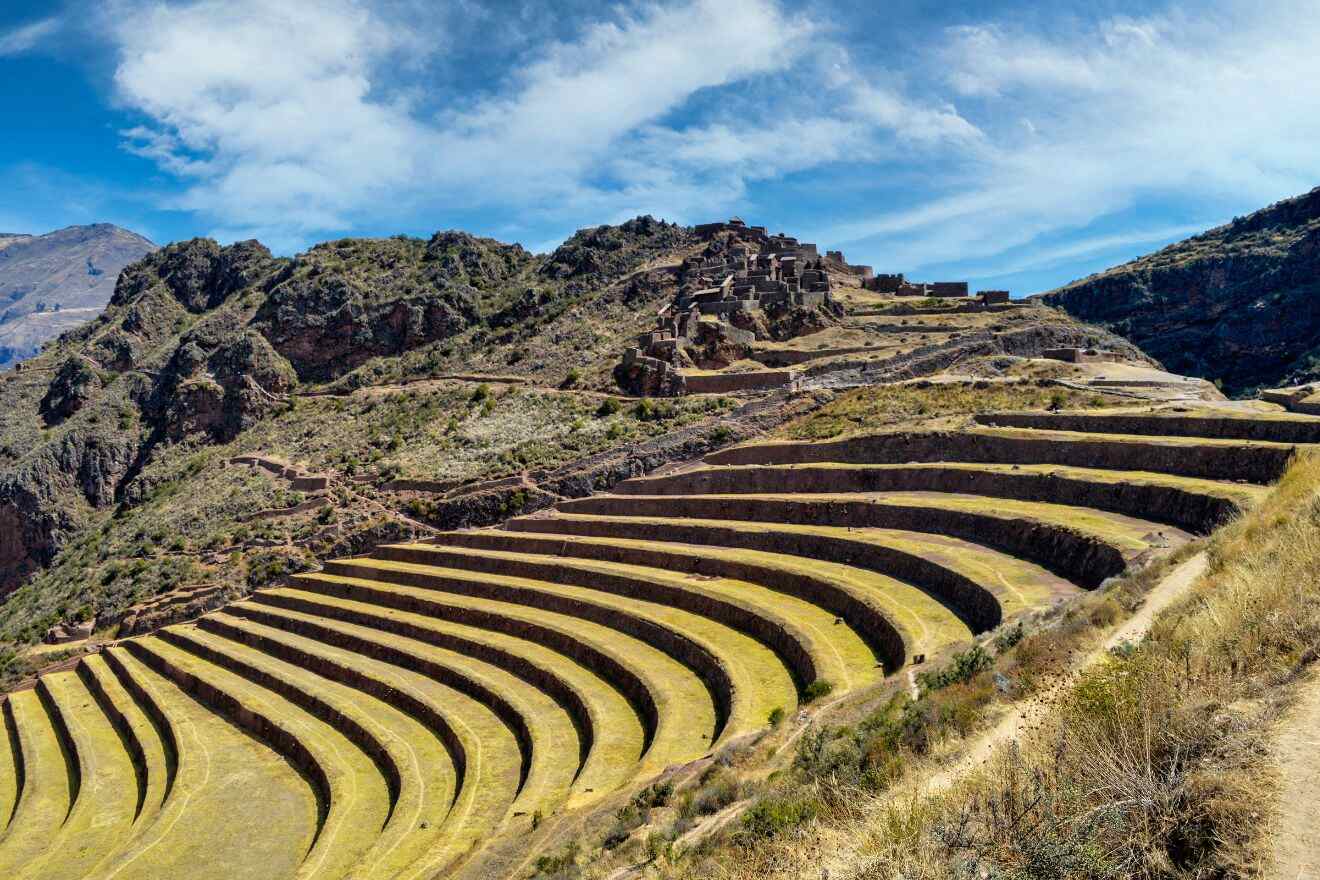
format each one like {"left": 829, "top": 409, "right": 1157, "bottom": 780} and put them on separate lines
{"left": 103, "top": 0, "right": 968, "bottom": 249}
{"left": 0, "top": 16, "right": 60, "bottom": 56}
{"left": 89, "top": 0, "right": 1320, "bottom": 286}
{"left": 828, "top": 0, "right": 1320, "bottom": 281}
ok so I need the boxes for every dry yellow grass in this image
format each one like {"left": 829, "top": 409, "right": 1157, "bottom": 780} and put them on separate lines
{"left": 643, "top": 452, "right": 1320, "bottom": 880}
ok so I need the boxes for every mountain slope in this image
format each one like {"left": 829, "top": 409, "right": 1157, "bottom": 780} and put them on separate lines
{"left": 0, "top": 216, "right": 1145, "bottom": 676}
{"left": 1041, "top": 186, "right": 1320, "bottom": 395}
{"left": 0, "top": 224, "right": 156, "bottom": 367}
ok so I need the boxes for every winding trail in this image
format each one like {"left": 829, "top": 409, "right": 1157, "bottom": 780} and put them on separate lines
{"left": 1269, "top": 672, "right": 1320, "bottom": 880}
{"left": 924, "top": 552, "right": 1207, "bottom": 793}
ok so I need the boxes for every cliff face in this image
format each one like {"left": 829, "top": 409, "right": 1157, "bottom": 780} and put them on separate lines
{"left": 0, "top": 224, "right": 157, "bottom": 368}
{"left": 0, "top": 218, "right": 690, "bottom": 612}
{"left": 1041, "top": 187, "right": 1320, "bottom": 395}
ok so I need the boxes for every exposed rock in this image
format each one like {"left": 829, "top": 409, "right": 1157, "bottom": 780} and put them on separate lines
{"left": 39, "top": 356, "right": 101, "bottom": 424}
{"left": 539, "top": 216, "right": 689, "bottom": 282}
{"left": 689, "top": 320, "right": 753, "bottom": 369}
{"left": 153, "top": 312, "right": 296, "bottom": 442}
{"left": 1042, "top": 186, "right": 1320, "bottom": 394}
{"left": 256, "top": 236, "right": 497, "bottom": 380}
{"left": 112, "top": 238, "right": 275, "bottom": 314}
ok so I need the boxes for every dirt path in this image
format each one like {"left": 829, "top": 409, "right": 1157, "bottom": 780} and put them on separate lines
{"left": 923, "top": 552, "right": 1208, "bottom": 793}
{"left": 1269, "top": 672, "right": 1320, "bottom": 880}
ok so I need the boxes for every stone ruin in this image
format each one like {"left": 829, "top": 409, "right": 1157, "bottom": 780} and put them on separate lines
{"left": 864, "top": 273, "right": 1011, "bottom": 305}
{"left": 613, "top": 219, "right": 1017, "bottom": 396}
{"left": 617, "top": 218, "right": 846, "bottom": 395}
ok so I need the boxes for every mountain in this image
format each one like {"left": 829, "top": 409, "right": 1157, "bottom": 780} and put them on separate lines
{"left": 0, "top": 215, "right": 1143, "bottom": 663}
{"left": 0, "top": 223, "right": 156, "bottom": 368}
{"left": 1040, "top": 187, "right": 1320, "bottom": 395}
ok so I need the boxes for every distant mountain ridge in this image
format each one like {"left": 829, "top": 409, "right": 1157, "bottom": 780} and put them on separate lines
{"left": 0, "top": 223, "right": 156, "bottom": 368}
{"left": 1041, "top": 186, "right": 1320, "bottom": 395}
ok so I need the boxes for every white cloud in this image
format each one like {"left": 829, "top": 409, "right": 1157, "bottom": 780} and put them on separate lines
{"left": 106, "top": 0, "right": 969, "bottom": 248}
{"left": 0, "top": 17, "right": 60, "bottom": 56}
{"left": 829, "top": 0, "right": 1320, "bottom": 282}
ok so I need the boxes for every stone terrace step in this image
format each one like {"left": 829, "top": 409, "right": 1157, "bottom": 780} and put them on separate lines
{"left": 556, "top": 492, "right": 1185, "bottom": 588}
{"left": 95, "top": 646, "right": 313, "bottom": 880}
{"left": 433, "top": 528, "right": 883, "bottom": 692}
{"left": 329, "top": 551, "right": 795, "bottom": 751}
{"left": 0, "top": 702, "right": 15, "bottom": 833}
{"left": 251, "top": 585, "right": 644, "bottom": 804}
{"left": 611, "top": 461, "right": 1263, "bottom": 535}
{"left": 75, "top": 656, "right": 161, "bottom": 827}
{"left": 498, "top": 515, "right": 1078, "bottom": 634}
{"left": 222, "top": 599, "right": 587, "bottom": 815}
{"left": 383, "top": 538, "right": 830, "bottom": 695}
{"left": 290, "top": 572, "right": 716, "bottom": 778}
{"left": 189, "top": 612, "right": 518, "bottom": 879}
{"left": 161, "top": 621, "right": 477, "bottom": 880}
{"left": 975, "top": 410, "right": 1320, "bottom": 444}
{"left": 0, "top": 689, "right": 74, "bottom": 877}
{"left": 33, "top": 670, "right": 140, "bottom": 880}
{"left": 705, "top": 427, "right": 1297, "bottom": 485}
{"left": 124, "top": 635, "right": 385, "bottom": 880}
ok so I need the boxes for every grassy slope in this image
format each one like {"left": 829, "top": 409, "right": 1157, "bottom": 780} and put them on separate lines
{"left": 566, "top": 453, "right": 1320, "bottom": 880}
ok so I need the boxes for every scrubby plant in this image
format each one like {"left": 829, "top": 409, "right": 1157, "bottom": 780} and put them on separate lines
{"left": 801, "top": 678, "right": 834, "bottom": 703}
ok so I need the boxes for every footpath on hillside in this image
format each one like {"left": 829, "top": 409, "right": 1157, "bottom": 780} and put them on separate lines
{"left": 924, "top": 552, "right": 1208, "bottom": 793}
{"left": 1270, "top": 672, "right": 1320, "bottom": 880}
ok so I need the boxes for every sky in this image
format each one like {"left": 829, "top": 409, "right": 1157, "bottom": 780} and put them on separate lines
{"left": 1, "top": 0, "right": 1318, "bottom": 295}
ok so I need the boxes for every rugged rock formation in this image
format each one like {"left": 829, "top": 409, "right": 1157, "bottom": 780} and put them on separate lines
{"left": 0, "top": 224, "right": 155, "bottom": 368}
{"left": 39, "top": 357, "right": 101, "bottom": 425}
{"left": 255, "top": 235, "right": 502, "bottom": 380}
{"left": 1042, "top": 186, "right": 1320, "bottom": 395}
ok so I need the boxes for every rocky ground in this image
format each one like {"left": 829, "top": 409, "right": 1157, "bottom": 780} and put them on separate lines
{"left": 0, "top": 216, "right": 1160, "bottom": 688}
{"left": 1042, "top": 185, "right": 1320, "bottom": 396}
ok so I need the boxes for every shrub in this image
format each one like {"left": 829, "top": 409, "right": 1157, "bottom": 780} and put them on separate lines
{"left": 1088, "top": 596, "right": 1124, "bottom": 627}
{"left": 561, "top": 368, "right": 582, "bottom": 388}
{"left": 994, "top": 620, "right": 1026, "bottom": 652}
{"left": 917, "top": 645, "right": 992, "bottom": 692}
{"left": 596, "top": 397, "right": 622, "bottom": 417}
{"left": 739, "top": 796, "right": 818, "bottom": 840}
{"left": 633, "top": 398, "right": 677, "bottom": 421}
{"left": 694, "top": 771, "right": 741, "bottom": 815}
{"left": 469, "top": 383, "right": 493, "bottom": 404}
{"left": 767, "top": 706, "right": 785, "bottom": 726}
{"left": 802, "top": 679, "right": 834, "bottom": 703}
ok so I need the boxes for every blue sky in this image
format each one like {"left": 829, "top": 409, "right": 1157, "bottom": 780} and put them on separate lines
{"left": 2, "top": 0, "right": 1317, "bottom": 294}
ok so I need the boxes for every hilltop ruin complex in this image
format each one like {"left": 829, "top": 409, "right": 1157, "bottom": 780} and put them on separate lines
{"left": 616, "top": 218, "right": 1014, "bottom": 396}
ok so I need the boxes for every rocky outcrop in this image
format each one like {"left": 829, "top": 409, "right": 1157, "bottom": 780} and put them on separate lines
{"left": 1042, "top": 186, "right": 1320, "bottom": 395}
{"left": 256, "top": 236, "right": 495, "bottom": 381}
{"left": 39, "top": 356, "right": 101, "bottom": 424}
{"left": 538, "top": 216, "right": 689, "bottom": 283}
{"left": 152, "top": 313, "right": 296, "bottom": 442}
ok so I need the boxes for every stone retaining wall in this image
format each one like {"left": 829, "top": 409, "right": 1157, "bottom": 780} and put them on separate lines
{"left": 287, "top": 577, "right": 663, "bottom": 759}
{"left": 122, "top": 640, "right": 333, "bottom": 838}
{"left": 338, "top": 552, "right": 736, "bottom": 743}
{"left": 102, "top": 649, "right": 180, "bottom": 801}
{"left": 683, "top": 371, "right": 794, "bottom": 394}
{"left": 249, "top": 591, "right": 595, "bottom": 771}
{"left": 705, "top": 430, "right": 1294, "bottom": 485}
{"left": 975, "top": 411, "right": 1320, "bottom": 444}
{"left": 500, "top": 518, "right": 1000, "bottom": 634}
{"left": 557, "top": 494, "right": 1125, "bottom": 588}
{"left": 154, "top": 627, "right": 403, "bottom": 820}
{"left": 221, "top": 605, "right": 539, "bottom": 790}
{"left": 612, "top": 464, "right": 1243, "bottom": 534}
{"left": 428, "top": 532, "right": 820, "bottom": 693}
